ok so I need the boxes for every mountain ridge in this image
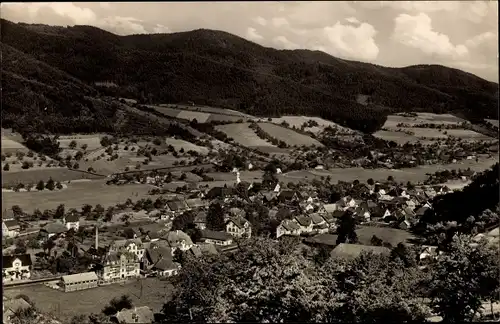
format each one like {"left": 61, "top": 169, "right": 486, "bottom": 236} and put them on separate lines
{"left": 1, "top": 19, "right": 497, "bottom": 135}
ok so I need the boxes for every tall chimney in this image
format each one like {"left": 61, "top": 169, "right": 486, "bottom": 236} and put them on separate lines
{"left": 95, "top": 225, "right": 98, "bottom": 250}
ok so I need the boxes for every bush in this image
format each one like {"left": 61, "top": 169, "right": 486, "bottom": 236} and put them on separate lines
{"left": 56, "top": 181, "right": 63, "bottom": 190}
{"left": 21, "top": 161, "right": 30, "bottom": 169}
{"left": 3, "top": 163, "right": 9, "bottom": 171}
{"left": 69, "top": 140, "right": 77, "bottom": 149}
{"left": 74, "top": 151, "right": 84, "bottom": 160}
{"left": 81, "top": 144, "right": 88, "bottom": 150}
{"left": 100, "top": 136, "right": 112, "bottom": 147}
{"left": 36, "top": 180, "right": 45, "bottom": 191}
{"left": 45, "top": 178, "right": 55, "bottom": 191}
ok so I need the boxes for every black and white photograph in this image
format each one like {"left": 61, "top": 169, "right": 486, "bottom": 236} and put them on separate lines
{"left": 1, "top": 1, "right": 499, "bottom": 323}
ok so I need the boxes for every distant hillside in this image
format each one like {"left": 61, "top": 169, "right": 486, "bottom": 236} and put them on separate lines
{"left": 1, "top": 19, "right": 498, "bottom": 134}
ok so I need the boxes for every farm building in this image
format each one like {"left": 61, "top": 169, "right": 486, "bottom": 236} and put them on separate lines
{"left": 194, "top": 211, "right": 207, "bottom": 230}
{"left": 2, "top": 219, "right": 21, "bottom": 238}
{"left": 205, "top": 186, "right": 233, "bottom": 199}
{"left": 200, "top": 230, "right": 233, "bottom": 245}
{"left": 186, "top": 198, "right": 207, "bottom": 209}
{"left": 143, "top": 244, "right": 180, "bottom": 277}
{"left": 3, "top": 254, "right": 32, "bottom": 282}
{"left": 39, "top": 222, "right": 67, "bottom": 239}
{"left": 60, "top": 272, "right": 99, "bottom": 292}
{"left": 162, "top": 230, "right": 194, "bottom": 252}
{"left": 189, "top": 243, "right": 219, "bottom": 258}
{"left": 62, "top": 213, "right": 80, "bottom": 231}
{"left": 165, "top": 200, "right": 189, "bottom": 213}
{"left": 276, "top": 220, "right": 301, "bottom": 238}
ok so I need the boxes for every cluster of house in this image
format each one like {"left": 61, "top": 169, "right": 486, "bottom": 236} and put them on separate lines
{"left": 2, "top": 202, "right": 253, "bottom": 289}
{"left": 261, "top": 183, "right": 447, "bottom": 239}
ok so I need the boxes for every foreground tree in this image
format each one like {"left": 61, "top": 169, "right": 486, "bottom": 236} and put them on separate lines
{"left": 326, "top": 252, "right": 430, "bottom": 322}
{"left": 162, "top": 238, "right": 332, "bottom": 322}
{"left": 102, "top": 295, "right": 133, "bottom": 316}
{"left": 428, "top": 235, "right": 500, "bottom": 322}
{"left": 10, "top": 306, "right": 37, "bottom": 324}
{"left": 336, "top": 211, "right": 358, "bottom": 244}
{"left": 206, "top": 202, "right": 225, "bottom": 231}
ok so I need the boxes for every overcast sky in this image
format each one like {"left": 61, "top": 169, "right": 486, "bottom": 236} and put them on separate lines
{"left": 2, "top": 1, "right": 498, "bottom": 82}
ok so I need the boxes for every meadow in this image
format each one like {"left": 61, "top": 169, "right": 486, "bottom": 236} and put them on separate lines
{"left": 2, "top": 168, "right": 105, "bottom": 187}
{"left": 2, "top": 179, "right": 159, "bottom": 211}
{"left": 150, "top": 104, "right": 251, "bottom": 123}
{"left": 4, "top": 278, "right": 173, "bottom": 322}
{"left": 269, "top": 116, "right": 356, "bottom": 135}
{"left": 164, "top": 138, "right": 209, "bottom": 155}
{"left": 282, "top": 157, "right": 498, "bottom": 184}
{"left": 257, "top": 122, "right": 324, "bottom": 147}
{"left": 1, "top": 135, "right": 29, "bottom": 153}
{"left": 215, "top": 123, "right": 278, "bottom": 148}
{"left": 376, "top": 113, "right": 495, "bottom": 144}
{"left": 57, "top": 135, "right": 106, "bottom": 150}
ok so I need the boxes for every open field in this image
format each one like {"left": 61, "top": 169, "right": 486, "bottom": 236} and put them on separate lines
{"left": 158, "top": 103, "right": 253, "bottom": 118}
{"left": 2, "top": 168, "right": 105, "bottom": 186}
{"left": 79, "top": 141, "right": 196, "bottom": 174}
{"left": 176, "top": 110, "right": 211, "bottom": 123}
{"left": 164, "top": 138, "right": 209, "bottom": 154}
{"left": 159, "top": 158, "right": 498, "bottom": 192}
{"left": 257, "top": 123, "right": 323, "bottom": 147}
{"left": 2, "top": 179, "right": 158, "bottom": 211}
{"left": 149, "top": 106, "right": 182, "bottom": 118}
{"left": 378, "top": 113, "right": 497, "bottom": 142}
{"left": 1, "top": 135, "right": 29, "bottom": 153}
{"left": 4, "top": 279, "right": 173, "bottom": 323}
{"left": 282, "top": 157, "right": 498, "bottom": 184}
{"left": 401, "top": 128, "right": 448, "bottom": 139}
{"left": 57, "top": 135, "right": 106, "bottom": 150}
{"left": 150, "top": 104, "right": 252, "bottom": 123}
{"left": 373, "top": 130, "right": 421, "bottom": 144}
{"left": 268, "top": 116, "right": 356, "bottom": 135}
{"left": 446, "top": 129, "right": 496, "bottom": 140}
{"left": 215, "top": 123, "right": 276, "bottom": 148}
{"left": 205, "top": 170, "right": 263, "bottom": 181}
{"left": 384, "top": 113, "right": 466, "bottom": 128}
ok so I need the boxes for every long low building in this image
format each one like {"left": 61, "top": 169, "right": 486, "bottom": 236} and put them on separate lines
{"left": 61, "top": 272, "right": 99, "bottom": 292}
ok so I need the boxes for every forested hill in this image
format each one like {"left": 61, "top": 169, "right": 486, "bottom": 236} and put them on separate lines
{"left": 2, "top": 19, "right": 498, "bottom": 134}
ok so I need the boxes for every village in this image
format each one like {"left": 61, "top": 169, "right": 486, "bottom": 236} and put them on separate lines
{"left": 4, "top": 157, "right": 498, "bottom": 324}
